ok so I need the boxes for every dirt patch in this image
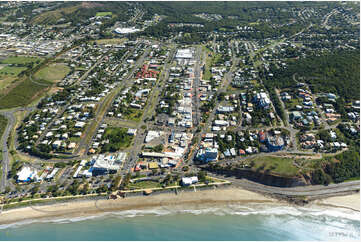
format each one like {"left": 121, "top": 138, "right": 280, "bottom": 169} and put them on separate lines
{"left": 48, "top": 87, "right": 63, "bottom": 95}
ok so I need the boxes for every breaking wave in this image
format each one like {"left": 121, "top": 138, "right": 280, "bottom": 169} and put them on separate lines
{"left": 0, "top": 203, "right": 359, "bottom": 230}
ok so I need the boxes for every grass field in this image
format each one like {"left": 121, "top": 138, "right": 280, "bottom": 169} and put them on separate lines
{"left": 0, "top": 56, "right": 42, "bottom": 65}
{"left": 248, "top": 156, "right": 300, "bottom": 177}
{"left": 0, "top": 66, "right": 27, "bottom": 76}
{"left": 0, "top": 76, "right": 17, "bottom": 94}
{"left": 96, "top": 12, "right": 112, "bottom": 17}
{"left": 34, "top": 63, "right": 70, "bottom": 82}
{"left": 0, "top": 78, "right": 52, "bottom": 109}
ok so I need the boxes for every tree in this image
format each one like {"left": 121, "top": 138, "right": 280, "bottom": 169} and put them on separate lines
{"left": 121, "top": 173, "right": 131, "bottom": 188}
{"left": 197, "top": 171, "right": 207, "bottom": 183}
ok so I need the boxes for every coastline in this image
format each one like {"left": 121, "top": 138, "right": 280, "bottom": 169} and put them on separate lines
{"left": 0, "top": 187, "right": 359, "bottom": 227}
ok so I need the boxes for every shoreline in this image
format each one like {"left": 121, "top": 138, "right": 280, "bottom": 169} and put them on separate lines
{"left": 0, "top": 186, "right": 359, "bottom": 227}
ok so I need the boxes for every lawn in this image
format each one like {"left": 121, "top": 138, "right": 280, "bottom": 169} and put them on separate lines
{"left": 96, "top": 12, "right": 112, "bottom": 17}
{"left": 248, "top": 156, "right": 300, "bottom": 177}
{"left": 0, "top": 66, "right": 27, "bottom": 76}
{"left": 0, "top": 56, "right": 42, "bottom": 65}
{"left": 127, "top": 180, "right": 161, "bottom": 190}
{"left": 0, "top": 78, "right": 52, "bottom": 109}
{"left": 34, "top": 63, "right": 71, "bottom": 82}
{"left": 100, "top": 127, "right": 133, "bottom": 153}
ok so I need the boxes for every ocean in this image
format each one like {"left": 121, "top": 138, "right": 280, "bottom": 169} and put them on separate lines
{"left": 0, "top": 203, "right": 359, "bottom": 241}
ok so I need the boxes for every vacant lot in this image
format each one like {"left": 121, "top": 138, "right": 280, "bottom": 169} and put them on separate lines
{"left": 101, "top": 127, "right": 133, "bottom": 153}
{"left": 34, "top": 63, "right": 70, "bottom": 82}
{"left": 0, "top": 78, "right": 52, "bottom": 109}
{"left": 124, "top": 108, "right": 143, "bottom": 122}
{"left": 248, "top": 156, "right": 300, "bottom": 177}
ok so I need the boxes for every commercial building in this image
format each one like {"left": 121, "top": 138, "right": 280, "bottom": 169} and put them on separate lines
{"left": 196, "top": 147, "right": 218, "bottom": 163}
{"left": 92, "top": 154, "right": 122, "bottom": 176}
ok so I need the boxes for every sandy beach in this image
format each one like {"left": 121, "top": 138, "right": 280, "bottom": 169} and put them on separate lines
{"left": 0, "top": 187, "right": 277, "bottom": 225}
{"left": 0, "top": 187, "right": 359, "bottom": 226}
{"left": 314, "top": 193, "right": 360, "bottom": 211}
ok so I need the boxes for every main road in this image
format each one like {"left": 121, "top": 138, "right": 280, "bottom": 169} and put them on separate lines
{"left": 0, "top": 107, "right": 34, "bottom": 192}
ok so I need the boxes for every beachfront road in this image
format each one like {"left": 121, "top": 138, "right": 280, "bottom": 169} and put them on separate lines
{"left": 210, "top": 174, "right": 360, "bottom": 198}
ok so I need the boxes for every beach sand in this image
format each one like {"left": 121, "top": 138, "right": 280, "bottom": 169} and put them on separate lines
{"left": 0, "top": 187, "right": 276, "bottom": 225}
{"left": 0, "top": 187, "right": 359, "bottom": 225}
{"left": 314, "top": 193, "right": 360, "bottom": 211}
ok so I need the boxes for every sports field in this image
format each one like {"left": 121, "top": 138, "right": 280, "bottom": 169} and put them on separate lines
{"left": 34, "top": 63, "right": 70, "bottom": 82}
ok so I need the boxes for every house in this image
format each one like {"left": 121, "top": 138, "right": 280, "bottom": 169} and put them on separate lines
{"left": 52, "top": 140, "right": 62, "bottom": 149}
{"left": 68, "top": 142, "right": 76, "bottom": 149}
{"left": 127, "top": 129, "right": 137, "bottom": 136}
{"left": 214, "top": 120, "right": 229, "bottom": 127}
{"left": 290, "top": 111, "right": 302, "bottom": 121}
{"left": 75, "top": 121, "right": 86, "bottom": 128}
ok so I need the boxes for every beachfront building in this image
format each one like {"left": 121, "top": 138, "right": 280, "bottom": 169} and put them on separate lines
{"left": 91, "top": 153, "right": 127, "bottom": 176}
{"left": 17, "top": 166, "right": 39, "bottom": 183}
{"left": 181, "top": 176, "right": 198, "bottom": 186}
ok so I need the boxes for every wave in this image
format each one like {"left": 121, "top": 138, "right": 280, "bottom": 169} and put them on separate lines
{"left": 0, "top": 203, "right": 359, "bottom": 230}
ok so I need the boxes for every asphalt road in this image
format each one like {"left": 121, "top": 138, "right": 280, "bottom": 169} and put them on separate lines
{"left": 0, "top": 107, "right": 35, "bottom": 192}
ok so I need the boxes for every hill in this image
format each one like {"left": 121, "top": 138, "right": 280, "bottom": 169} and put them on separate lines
{"left": 266, "top": 50, "right": 360, "bottom": 102}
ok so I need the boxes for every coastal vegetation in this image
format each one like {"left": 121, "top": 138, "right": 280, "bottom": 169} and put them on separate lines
{"left": 248, "top": 156, "right": 299, "bottom": 177}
